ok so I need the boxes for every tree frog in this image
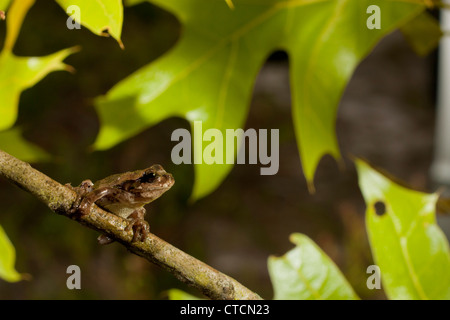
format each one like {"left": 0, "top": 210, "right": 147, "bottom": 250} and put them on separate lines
{"left": 69, "top": 164, "right": 175, "bottom": 244}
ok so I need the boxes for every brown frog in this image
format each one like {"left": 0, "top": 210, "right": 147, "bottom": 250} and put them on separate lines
{"left": 69, "top": 165, "right": 174, "bottom": 244}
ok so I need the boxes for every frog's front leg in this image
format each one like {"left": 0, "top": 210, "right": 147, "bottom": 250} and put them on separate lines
{"left": 66, "top": 180, "right": 94, "bottom": 216}
{"left": 125, "top": 207, "right": 150, "bottom": 242}
{"left": 75, "top": 187, "right": 122, "bottom": 216}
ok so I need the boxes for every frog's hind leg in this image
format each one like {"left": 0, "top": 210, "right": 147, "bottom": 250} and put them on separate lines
{"left": 98, "top": 208, "right": 149, "bottom": 245}
{"left": 125, "top": 208, "right": 150, "bottom": 242}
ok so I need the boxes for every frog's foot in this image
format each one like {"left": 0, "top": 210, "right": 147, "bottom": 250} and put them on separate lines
{"left": 97, "top": 234, "right": 115, "bottom": 245}
{"left": 125, "top": 210, "right": 150, "bottom": 243}
{"left": 66, "top": 180, "right": 94, "bottom": 217}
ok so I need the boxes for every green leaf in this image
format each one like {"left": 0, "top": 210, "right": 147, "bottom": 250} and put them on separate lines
{"left": 167, "top": 289, "right": 202, "bottom": 300}
{"left": 356, "top": 159, "right": 450, "bottom": 300}
{"left": 268, "top": 233, "right": 359, "bottom": 300}
{"left": 55, "top": 0, "right": 124, "bottom": 48}
{"left": 0, "top": 128, "right": 50, "bottom": 162}
{"left": 94, "top": 0, "right": 427, "bottom": 200}
{"left": 400, "top": 11, "right": 442, "bottom": 56}
{"left": 2, "top": 0, "right": 35, "bottom": 52}
{"left": 0, "top": 0, "right": 77, "bottom": 131}
{"left": 225, "top": 0, "right": 234, "bottom": 10}
{"left": 0, "top": 0, "right": 11, "bottom": 11}
{"left": 0, "top": 225, "right": 23, "bottom": 282}
{"left": 0, "top": 48, "right": 77, "bottom": 130}
{"left": 124, "top": 0, "right": 147, "bottom": 7}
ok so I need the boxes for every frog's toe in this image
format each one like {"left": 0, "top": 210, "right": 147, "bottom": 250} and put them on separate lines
{"left": 97, "top": 234, "right": 115, "bottom": 245}
{"left": 66, "top": 180, "right": 94, "bottom": 218}
{"left": 126, "top": 218, "right": 150, "bottom": 242}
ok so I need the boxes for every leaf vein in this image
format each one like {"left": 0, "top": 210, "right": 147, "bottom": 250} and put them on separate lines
{"left": 287, "top": 256, "right": 323, "bottom": 299}
{"left": 215, "top": 40, "right": 239, "bottom": 128}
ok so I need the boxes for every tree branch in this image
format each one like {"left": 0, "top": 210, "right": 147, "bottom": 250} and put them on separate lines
{"left": 0, "top": 149, "right": 262, "bottom": 300}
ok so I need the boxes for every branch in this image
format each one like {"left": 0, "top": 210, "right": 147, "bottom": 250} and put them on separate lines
{"left": 0, "top": 149, "right": 262, "bottom": 300}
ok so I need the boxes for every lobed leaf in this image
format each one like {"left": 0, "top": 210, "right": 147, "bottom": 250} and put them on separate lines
{"left": 400, "top": 11, "right": 442, "bottom": 56}
{"left": 0, "top": 48, "right": 77, "bottom": 130}
{"left": 0, "top": 128, "right": 49, "bottom": 162}
{"left": 0, "top": 0, "right": 77, "bottom": 131}
{"left": 0, "top": 225, "right": 23, "bottom": 282}
{"left": 94, "top": 0, "right": 430, "bottom": 200}
{"left": 55, "top": 0, "right": 124, "bottom": 48}
{"left": 268, "top": 233, "right": 358, "bottom": 300}
{"left": 356, "top": 159, "right": 450, "bottom": 300}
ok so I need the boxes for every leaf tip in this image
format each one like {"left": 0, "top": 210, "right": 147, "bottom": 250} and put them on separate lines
{"left": 434, "top": 186, "right": 447, "bottom": 198}
{"left": 225, "top": 0, "right": 235, "bottom": 10}
{"left": 352, "top": 156, "right": 367, "bottom": 172}
{"left": 289, "top": 233, "right": 306, "bottom": 246}
{"left": 187, "top": 193, "right": 199, "bottom": 205}
{"left": 63, "top": 64, "right": 76, "bottom": 74}
{"left": 306, "top": 180, "right": 316, "bottom": 194}
{"left": 99, "top": 27, "right": 124, "bottom": 49}
{"left": 337, "top": 156, "right": 347, "bottom": 172}
{"left": 20, "top": 272, "right": 32, "bottom": 281}
{"left": 118, "top": 39, "right": 125, "bottom": 50}
{"left": 69, "top": 45, "right": 82, "bottom": 54}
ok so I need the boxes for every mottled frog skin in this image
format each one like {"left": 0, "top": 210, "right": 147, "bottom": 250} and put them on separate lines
{"left": 69, "top": 165, "right": 174, "bottom": 244}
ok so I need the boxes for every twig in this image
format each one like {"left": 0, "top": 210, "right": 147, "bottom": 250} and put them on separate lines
{"left": 0, "top": 149, "right": 262, "bottom": 300}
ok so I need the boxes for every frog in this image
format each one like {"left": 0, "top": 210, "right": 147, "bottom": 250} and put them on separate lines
{"left": 68, "top": 164, "right": 175, "bottom": 244}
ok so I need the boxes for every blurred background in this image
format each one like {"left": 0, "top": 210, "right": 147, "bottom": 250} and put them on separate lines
{"left": 0, "top": 0, "right": 448, "bottom": 299}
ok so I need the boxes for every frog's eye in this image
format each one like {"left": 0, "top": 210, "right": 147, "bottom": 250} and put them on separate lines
{"left": 139, "top": 172, "right": 157, "bottom": 183}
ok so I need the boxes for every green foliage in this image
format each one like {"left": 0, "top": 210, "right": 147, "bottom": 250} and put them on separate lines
{"left": 94, "top": 0, "right": 429, "bottom": 200}
{"left": 400, "top": 11, "right": 442, "bottom": 56}
{"left": 55, "top": 0, "right": 124, "bottom": 48}
{"left": 167, "top": 288, "right": 202, "bottom": 300}
{"left": 168, "top": 163, "right": 450, "bottom": 301}
{"left": 1, "top": 0, "right": 447, "bottom": 300}
{"left": 264, "top": 162, "right": 450, "bottom": 301}
{"left": 0, "top": 0, "right": 76, "bottom": 160}
{"left": 0, "top": 128, "right": 49, "bottom": 162}
{"left": 356, "top": 160, "right": 450, "bottom": 300}
{"left": 224, "top": 0, "right": 234, "bottom": 10}
{"left": 0, "top": 0, "right": 124, "bottom": 162}
{"left": 0, "top": 48, "right": 76, "bottom": 130}
{"left": 0, "top": 0, "right": 128, "bottom": 166}
{"left": 0, "top": 0, "right": 124, "bottom": 285}
{"left": 0, "top": 225, "right": 23, "bottom": 282}
{"left": 0, "top": 0, "right": 11, "bottom": 11}
{"left": 268, "top": 233, "right": 359, "bottom": 300}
